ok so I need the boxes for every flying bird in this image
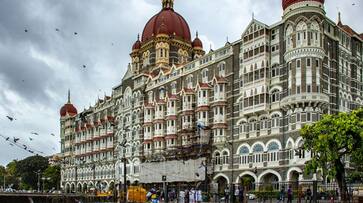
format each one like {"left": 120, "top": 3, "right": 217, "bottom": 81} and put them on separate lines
{"left": 55, "top": 28, "right": 60, "bottom": 32}
{"left": 24, "top": 29, "right": 28, "bottom": 32}
{"left": 5, "top": 137, "right": 10, "bottom": 141}
{"left": 28, "top": 150, "right": 34, "bottom": 153}
{"left": 13, "top": 137, "right": 20, "bottom": 143}
{"left": 31, "top": 132, "right": 39, "bottom": 135}
{"left": 51, "top": 133, "right": 56, "bottom": 136}
{"left": 29, "top": 137, "right": 33, "bottom": 141}
{"left": 9, "top": 143, "right": 14, "bottom": 147}
{"left": 6, "top": 116, "right": 15, "bottom": 121}
{"left": 74, "top": 32, "right": 78, "bottom": 35}
{"left": 82, "top": 65, "right": 86, "bottom": 68}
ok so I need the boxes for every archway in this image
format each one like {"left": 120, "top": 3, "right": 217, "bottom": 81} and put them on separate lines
{"left": 83, "top": 183, "right": 88, "bottom": 193}
{"left": 77, "top": 183, "right": 82, "bottom": 193}
{"left": 214, "top": 175, "right": 229, "bottom": 194}
{"left": 65, "top": 183, "right": 71, "bottom": 194}
{"left": 238, "top": 174, "right": 256, "bottom": 191}
{"left": 70, "top": 183, "right": 75, "bottom": 193}
{"left": 258, "top": 170, "right": 281, "bottom": 191}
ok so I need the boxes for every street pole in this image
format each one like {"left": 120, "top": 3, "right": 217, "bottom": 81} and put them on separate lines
{"left": 3, "top": 175, "right": 5, "bottom": 190}
{"left": 123, "top": 155, "right": 127, "bottom": 203}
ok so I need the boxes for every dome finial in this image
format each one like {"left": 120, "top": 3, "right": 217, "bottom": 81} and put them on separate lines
{"left": 162, "top": 0, "right": 174, "bottom": 9}
{"left": 67, "top": 89, "right": 71, "bottom": 103}
{"left": 338, "top": 11, "right": 341, "bottom": 23}
{"left": 196, "top": 31, "right": 198, "bottom": 38}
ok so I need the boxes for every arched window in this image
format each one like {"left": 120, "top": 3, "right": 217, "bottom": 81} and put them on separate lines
{"left": 240, "top": 146, "right": 249, "bottom": 155}
{"left": 202, "top": 69, "right": 209, "bottom": 83}
{"left": 239, "top": 146, "right": 250, "bottom": 165}
{"left": 252, "top": 144, "right": 264, "bottom": 163}
{"left": 170, "top": 82, "right": 177, "bottom": 95}
{"left": 271, "top": 89, "right": 280, "bottom": 103}
{"left": 260, "top": 117, "right": 268, "bottom": 130}
{"left": 218, "top": 62, "right": 226, "bottom": 77}
{"left": 267, "top": 142, "right": 280, "bottom": 162}
{"left": 310, "top": 21, "right": 320, "bottom": 47}
{"left": 286, "top": 25, "right": 293, "bottom": 50}
{"left": 159, "top": 87, "right": 165, "bottom": 99}
{"left": 222, "top": 151, "right": 229, "bottom": 165}
{"left": 186, "top": 75, "right": 193, "bottom": 88}
{"left": 214, "top": 152, "right": 221, "bottom": 165}
{"left": 296, "top": 21, "right": 308, "bottom": 47}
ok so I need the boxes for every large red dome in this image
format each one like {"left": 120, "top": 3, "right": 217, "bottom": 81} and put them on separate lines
{"left": 282, "top": 0, "right": 324, "bottom": 9}
{"left": 142, "top": 8, "right": 191, "bottom": 42}
{"left": 60, "top": 103, "right": 77, "bottom": 117}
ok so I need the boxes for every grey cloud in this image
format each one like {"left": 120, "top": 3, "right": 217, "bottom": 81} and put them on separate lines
{"left": 0, "top": 0, "right": 362, "bottom": 166}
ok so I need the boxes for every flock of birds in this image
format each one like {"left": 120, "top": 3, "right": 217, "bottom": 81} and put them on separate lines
{"left": 2, "top": 115, "right": 58, "bottom": 156}
{"left": 23, "top": 26, "right": 118, "bottom": 69}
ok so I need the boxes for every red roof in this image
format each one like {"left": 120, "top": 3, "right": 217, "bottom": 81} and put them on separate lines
{"left": 282, "top": 0, "right": 324, "bottom": 9}
{"left": 60, "top": 103, "right": 77, "bottom": 117}
{"left": 338, "top": 23, "right": 361, "bottom": 38}
{"left": 132, "top": 35, "right": 141, "bottom": 50}
{"left": 198, "top": 82, "right": 210, "bottom": 89}
{"left": 142, "top": 7, "right": 191, "bottom": 42}
{"left": 192, "top": 35, "right": 203, "bottom": 48}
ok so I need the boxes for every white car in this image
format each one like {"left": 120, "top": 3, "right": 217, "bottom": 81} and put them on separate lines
{"left": 246, "top": 193, "right": 256, "bottom": 200}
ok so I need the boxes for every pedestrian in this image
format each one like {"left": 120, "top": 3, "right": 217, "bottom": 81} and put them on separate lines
{"left": 238, "top": 186, "right": 244, "bottom": 203}
{"left": 287, "top": 185, "right": 292, "bottom": 203}
{"left": 196, "top": 189, "right": 203, "bottom": 203}
{"left": 179, "top": 190, "right": 185, "bottom": 203}
{"left": 224, "top": 187, "right": 230, "bottom": 203}
{"left": 185, "top": 189, "right": 189, "bottom": 203}
{"left": 234, "top": 186, "right": 240, "bottom": 203}
{"left": 306, "top": 188, "right": 312, "bottom": 203}
{"left": 278, "top": 186, "right": 285, "bottom": 203}
{"left": 189, "top": 188, "right": 196, "bottom": 203}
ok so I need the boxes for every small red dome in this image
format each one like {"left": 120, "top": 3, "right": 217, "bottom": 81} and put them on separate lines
{"left": 142, "top": 8, "right": 191, "bottom": 42}
{"left": 60, "top": 103, "right": 77, "bottom": 117}
{"left": 132, "top": 39, "right": 141, "bottom": 50}
{"left": 282, "top": 0, "right": 324, "bottom": 9}
{"left": 192, "top": 32, "right": 203, "bottom": 48}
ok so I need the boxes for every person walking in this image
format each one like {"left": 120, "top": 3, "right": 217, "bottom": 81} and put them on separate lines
{"left": 287, "top": 186, "right": 292, "bottom": 203}
{"left": 278, "top": 187, "right": 285, "bottom": 203}
{"left": 224, "top": 187, "right": 230, "bottom": 203}
{"left": 306, "top": 188, "right": 312, "bottom": 203}
{"left": 234, "top": 186, "right": 240, "bottom": 203}
{"left": 238, "top": 186, "right": 244, "bottom": 203}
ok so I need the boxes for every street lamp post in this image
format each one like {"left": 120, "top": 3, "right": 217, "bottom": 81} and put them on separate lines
{"left": 42, "top": 177, "right": 51, "bottom": 192}
{"left": 34, "top": 170, "right": 41, "bottom": 193}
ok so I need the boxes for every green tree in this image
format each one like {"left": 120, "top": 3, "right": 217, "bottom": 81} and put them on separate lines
{"left": 300, "top": 108, "right": 363, "bottom": 202}
{"left": 16, "top": 155, "right": 49, "bottom": 190}
{"left": 43, "top": 165, "right": 61, "bottom": 190}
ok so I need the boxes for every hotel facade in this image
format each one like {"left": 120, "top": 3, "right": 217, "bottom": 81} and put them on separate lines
{"left": 59, "top": 0, "right": 363, "bottom": 193}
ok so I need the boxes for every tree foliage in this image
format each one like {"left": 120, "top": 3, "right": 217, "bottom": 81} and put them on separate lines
{"left": 16, "top": 155, "right": 49, "bottom": 190}
{"left": 43, "top": 165, "right": 61, "bottom": 190}
{"left": 300, "top": 108, "right": 363, "bottom": 201}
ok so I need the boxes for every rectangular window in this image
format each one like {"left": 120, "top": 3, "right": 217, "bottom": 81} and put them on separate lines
{"left": 307, "top": 58, "right": 311, "bottom": 67}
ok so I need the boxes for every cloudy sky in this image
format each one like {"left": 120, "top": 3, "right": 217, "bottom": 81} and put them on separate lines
{"left": 0, "top": 0, "right": 361, "bottom": 166}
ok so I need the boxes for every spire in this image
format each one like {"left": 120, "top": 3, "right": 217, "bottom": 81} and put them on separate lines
{"left": 338, "top": 11, "right": 342, "bottom": 24}
{"left": 196, "top": 31, "right": 199, "bottom": 38}
{"left": 162, "top": 0, "right": 174, "bottom": 10}
{"left": 67, "top": 89, "right": 71, "bottom": 103}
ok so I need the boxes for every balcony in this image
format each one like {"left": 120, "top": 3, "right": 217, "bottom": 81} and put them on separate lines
{"left": 280, "top": 93, "right": 329, "bottom": 109}
{"left": 243, "top": 103, "right": 268, "bottom": 116}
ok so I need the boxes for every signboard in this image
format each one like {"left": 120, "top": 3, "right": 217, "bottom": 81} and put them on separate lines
{"left": 140, "top": 158, "right": 206, "bottom": 183}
